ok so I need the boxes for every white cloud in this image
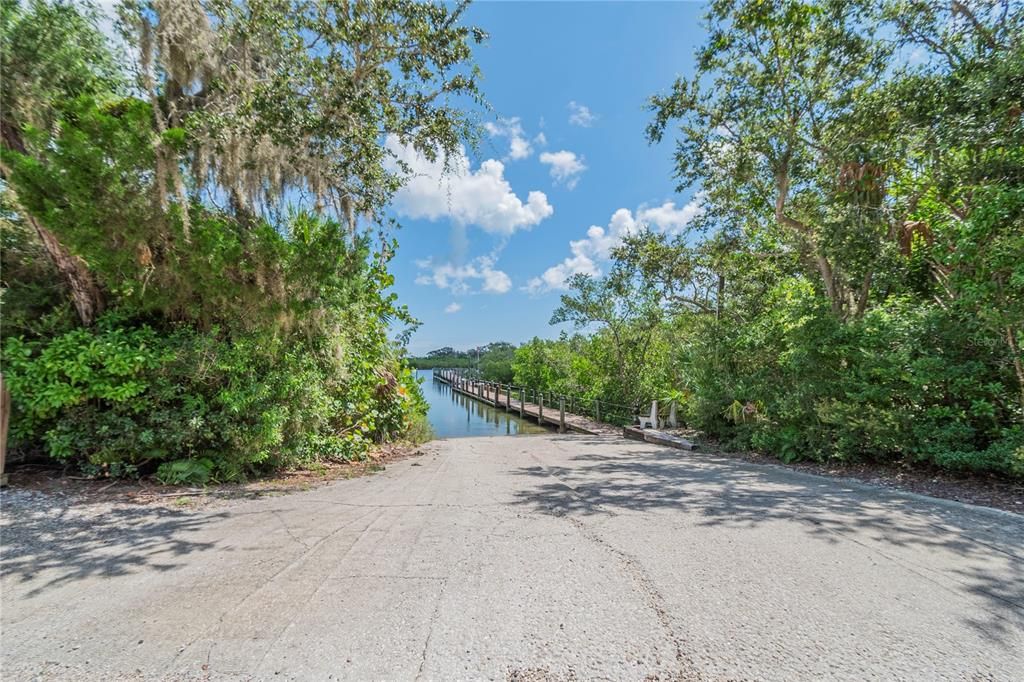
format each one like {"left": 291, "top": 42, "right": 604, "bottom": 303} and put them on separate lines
{"left": 386, "top": 135, "right": 554, "bottom": 236}
{"left": 568, "top": 101, "right": 597, "bottom": 127}
{"left": 482, "top": 266, "right": 512, "bottom": 293}
{"left": 534, "top": 132, "right": 547, "bottom": 146}
{"left": 444, "top": 302, "right": 462, "bottom": 314}
{"left": 525, "top": 197, "right": 704, "bottom": 294}
{"left": 484, "top": 117, "right": 534, "bottom": 160}
{"left": 416, "top": 256, "right": 513, "bottom": 295}
{"left": 636, "top": 200, "right": 704, "bottom": 235}
{"left": 539, "top": 150, "right": 587, "bottom": 190}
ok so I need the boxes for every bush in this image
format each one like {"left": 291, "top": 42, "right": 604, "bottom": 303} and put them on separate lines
{"left": 676, "top": 287, "right": 1024, "bottom": 478}
{"left": 2, "top": 312, "right": 426, "bottom": 481}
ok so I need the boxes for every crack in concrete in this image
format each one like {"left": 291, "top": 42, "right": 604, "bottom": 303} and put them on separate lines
{"left": 415, "top": 577, "right": 448, "bottom": 681}
{"left": 528, "top": 455, "right": 705, "bottom": 681}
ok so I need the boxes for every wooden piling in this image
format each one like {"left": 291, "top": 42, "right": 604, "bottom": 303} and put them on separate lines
{"left": 0, "top": 374, "right": 9, "bottom": 487}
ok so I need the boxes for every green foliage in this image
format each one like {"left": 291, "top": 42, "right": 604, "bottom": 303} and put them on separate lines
{"left": 156, "top": 459, "right": 214, "bottom": 486}
{"left": 402, "top": 412, "right": 436, "bottom": 446}
{"left": 116, "top": 0, "right": 486, "bottom": 226}
{"left": 512, "top": 0, "right": 1024, "bottom": 479}
{"left": 0, "top": 0, "right": 486, "bottom": 481}
{"left": 409, "top": 342, "right": 517, "bottom": 383}
{"left": 1, "top": 0, "right": 121, "bottom": 137}
{"left": 0, "top": 189, "right": 76, "bottom": 336}
{"left": 2, "top": 302, "right": 426, "bottom": 479}
{"left": 673, "top": 290, "right": 1023, "bottom": 475}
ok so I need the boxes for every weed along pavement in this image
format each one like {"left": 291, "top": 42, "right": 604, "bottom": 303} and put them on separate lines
{"left": 2, "top": 434, "right": 1022, "bottom": 681}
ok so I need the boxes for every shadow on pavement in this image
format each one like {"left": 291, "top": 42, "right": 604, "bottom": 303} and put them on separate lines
{"left": 1, "top": 495, "right": 225, "bottom": 598}
{"left": 510, "top": 439, "right": 1024, "bottom": 645}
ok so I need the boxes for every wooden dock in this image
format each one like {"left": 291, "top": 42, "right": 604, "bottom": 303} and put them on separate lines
{"left": 433, "top": 369, "right": 619, "bottom": 436}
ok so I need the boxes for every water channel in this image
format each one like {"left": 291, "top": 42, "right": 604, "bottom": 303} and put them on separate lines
{"left": 416, "top": 369, "right": 549, "bottom": 438}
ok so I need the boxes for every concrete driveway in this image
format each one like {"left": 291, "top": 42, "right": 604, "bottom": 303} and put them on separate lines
{"left": 2, "top": 434, "right": 1022, "bottom": 680}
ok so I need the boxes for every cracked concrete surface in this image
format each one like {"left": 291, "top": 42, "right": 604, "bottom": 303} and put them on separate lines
{"left": 2, "top": 434, "right": 1022, "bottom": 680}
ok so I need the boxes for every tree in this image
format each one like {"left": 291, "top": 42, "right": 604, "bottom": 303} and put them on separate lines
{"left": 0, "top": 0, "right": 119, "bottom": 324}
{"left": 3, "top": 0, "right": 487, "bottom": 324}
{"left": 0, "top": 0, "right": 488, "bottom": 479}
{"left": 551, "top": 273, "right": 664, "bottom": 405}
{"left": 881, "top": 0, "right": 1024, "bottom": 415}
{"left": 120, "top": 0, "right": 486, "bottom": 234}
{"left": 647, "top": 0, "right": 892, "bottom": 319}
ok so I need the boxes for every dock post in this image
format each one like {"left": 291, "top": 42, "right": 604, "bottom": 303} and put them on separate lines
{"left": 559, "top": 397, "right": 566, "bottom": 433}
{"left": 495, "top": 383, "right": 501, "bottom": 407}
{"left": 539, "top": 393, "right": 544, "bottom": 423}
{"left": 519, "top": 388, "right": 525, "bottom": 418}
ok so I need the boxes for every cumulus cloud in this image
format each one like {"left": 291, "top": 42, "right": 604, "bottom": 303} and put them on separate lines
{"left": 386, "top": 135, "right": 554, "bottom": 236}
{"left": 444, "top": 302, "right": 462, "bottom": 314}
{"left": 416, "top": 256, "right": 513, "bottom": 295}
{"left": 567, "top": 101, "right": 597, "bottom": 127}
{"left": 539, "top": 150, "right": 587, "bottom": 189}
{"left": 635, "top": 200, "right": 704, "bottom": 236}
{"left": 534, "top": 132, "right": 548, "bottom": 146}
{"left": 484, "top": 117, "right": 534, "bottom": 160}
{"left": 524, "top": 196, "right": 704, "bottom": 294}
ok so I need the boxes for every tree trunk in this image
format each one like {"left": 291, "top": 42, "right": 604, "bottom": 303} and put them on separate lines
{"left": 30, "top": 215, "right": 104, "bottom": 325}
{"left": 3, "top": 121, "right": 104, "bottom": 325}
{"left": 716, "top": 273, "right": 724, "bottom": 320}
{"left": 775, "top": 164, "right": 846, "bottom": 318}
{"left": 855, "top": 271, "right": 873, "bottom": 318}
{"left": 1006, "top": 325, "right": 1024, "bottom": 421}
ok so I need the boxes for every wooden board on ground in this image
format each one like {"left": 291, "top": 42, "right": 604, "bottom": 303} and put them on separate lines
{"left": 622, "top": 426, "right": 696, "bottom": 451}
{"left": 643, "top": 429, "right": 697, "bottom": 450}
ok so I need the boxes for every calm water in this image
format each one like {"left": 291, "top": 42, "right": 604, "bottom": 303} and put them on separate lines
{"left": 416, "top": 369, "right": 549, "bottom": 438}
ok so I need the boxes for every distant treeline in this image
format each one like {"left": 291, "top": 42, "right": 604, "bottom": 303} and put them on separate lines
{"left": 409, "top": 342, "right": 516, "bottom": 383}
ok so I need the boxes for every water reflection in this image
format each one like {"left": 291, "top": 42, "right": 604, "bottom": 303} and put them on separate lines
{"left": 417, "top": 369, "right": 549, "bottom": 438}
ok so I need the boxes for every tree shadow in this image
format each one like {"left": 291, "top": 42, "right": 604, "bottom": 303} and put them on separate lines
{"left": 510, "top": 441, "right": 1024, "bottom": 645}
{"left": 1, "top": 493, "right": 226, "bottom": 598}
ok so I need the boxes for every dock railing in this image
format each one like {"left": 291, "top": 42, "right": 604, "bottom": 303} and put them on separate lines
{"left": 430, "top": 367, "right": 644, "bottom": 429}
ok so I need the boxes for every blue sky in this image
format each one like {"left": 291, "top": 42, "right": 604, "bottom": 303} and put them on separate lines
{"left": 389, "top": 1, "right": 707, "bottom": 355}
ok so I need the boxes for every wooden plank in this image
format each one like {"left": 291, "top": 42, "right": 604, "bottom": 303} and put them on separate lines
{"left": 623, "top": 425, "right": 646, "bottom": 441}
{"left": 1, "top": 374, "right": 9, "bottom": 487}
{"left": 642, "top": 429, "right": 696, "bottom": 451}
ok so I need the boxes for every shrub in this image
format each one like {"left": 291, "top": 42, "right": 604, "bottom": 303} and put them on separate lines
{"left": 677, "top": 289, "right": 1023, "bottom": 478}
{"left": 2, "top": 314, "right": 426, "bottom": 481}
